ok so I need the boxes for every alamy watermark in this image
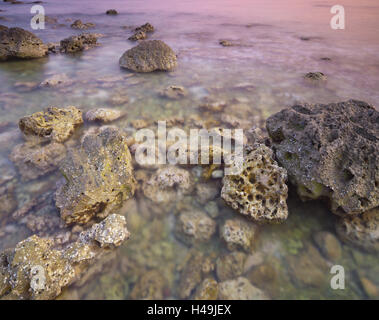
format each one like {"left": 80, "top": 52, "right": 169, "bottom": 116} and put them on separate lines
{"left": 30, "top": 5, "right": 45, "bottom": 30}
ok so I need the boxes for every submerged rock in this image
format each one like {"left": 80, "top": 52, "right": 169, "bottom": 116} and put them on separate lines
{"left": 216, "top": 251, "right": 246, "bottom": 281}
{"left": 19, "top": 106, "right": 83, "bottom": 143}
{"left": 106, "top": 9, "right": 118, "bottom": 15}
{"left": 135, "top": 22, "right": 154, "bottom": 33}
{"left": 119, "top": 40, "right": 177, "bottom": 72}
{"left": 159, "top": 85, "right": 188, "bottom": 100}
{"left": 55, "top": 126, "right": 136, "bottom": 224}
{"left": 313, "top": 231, "right": 342, "bottom": 261}
{"left": 219, "top": 39, "right": 233, "bottom": 47}
{"left": 60, "top": 33, "right": 98, "bottom": 53}
{"left": 220, "top": 218, "right": 258, "bottom": 252}
{"left": 175, "top": 210, "right": 216, "bottom": 245}
{"left": 0, "top": 27, "right": 48, "bottom": 61}
{"left": 84, "top": 108, "right": 124, "bottom": 123}
{"left": 336, "top": 207, "right": 379, "bottom": 253}
{"left": 266, "top": 100, "right": 379, "bottom": 215}
{"left": 194, "top": 278, "right": 218, "bottom": 300}
{"left": 39, "top": 73, "right": 73, "bottom": 88}
{"left": 128, "top": 30, "right": 147, "bottom": 41}
{"left": 130, "top": 270, "right": 166, "bottom": 300}
{"left": 10, "top": 142, "right": 66, "bottom": 181}
{"left": 304, "top": 72, "right": 327, "bottom": 81}
{"left": 0, "top": 214, "right": 129, "bottom": 300}
{"left": 221, "top": 144, "right": 288, "bottom": 223}
{"left": 218, "top": 277, "right": 269, "bottom": 300}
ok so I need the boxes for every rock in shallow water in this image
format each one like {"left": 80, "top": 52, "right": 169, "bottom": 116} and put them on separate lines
{"left": 119, "top": 40, "right": 177, "bottom": 72}
{"left": 218, "top": 277, "right": 269, "bottom": 300}
{"left": 0, "top": 214, "right": 129, "bottom": 300}
{"left": 60, "top": 33, "right": 99, "bottom": 53}
{"left": 84, "top": 108, "right": 123, "bottom": 123}
{"left": 266, "top": 100, "right": 379, "bottom": 215}
{"left": 55, "top": 126, "right": 136, "bottom": 224}
{"left": 220, "top": 218, "right": 258, "bottom": 252}
{"left": 221, "top": 144, "right": 288, "bottom": 223}
{"left": 19, "top": 106, "right": 83, "bottom": 143}
{"left": 0, "top": 26, "right": 48, "bottom": 61}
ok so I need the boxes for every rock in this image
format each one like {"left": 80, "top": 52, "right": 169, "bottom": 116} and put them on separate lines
{"left": 336, "top": 207, "right": 379, "bottom": 252}
{"left": 359, "top": 276, "right": 379, "bottom": 299}
{"left": 216, "top": 252, "right": 246, "bottom": 281}
{"left": 130, "top": 270, "right": 166, "bottom": 300}
{"left": 211, "top": 170, "right": 224, "bottom": 179}
{"left": 204, "top": 201, "right": 219, "bottom": 218}
{"left": 0, "top": 161, "right": 16, "bottom": 217}
{"left": 128, "top": 30, "right": 147, "bottom": 41}
{"left": 194, "top": 278, "right": 218, "bottom": 300}
{"left": 287, "top": 244, "right": 329, "bottom": 288}
{"left": 304, "top": 72, "right": 327, "bottom": 81}
{"left": 14, "top": 81, "right": 38, "bottom": 92}
{"left": 60, "top": 33, "right": 98, "bottom": 53}
{"left": 175, "top": 210, "right": 216, "bottom": 245}
{"left": 0, "top": 27, "right": 48, "bottom": 61}
{"left": 70, "top": 19, "right": 95, "bottom": 30}
{"left": 143, "top": 166, "right": 193, "bottom": 205}
{"left": 84, "top": 108, "right": 123, "bottom": 123}
{"left": 39, "top": 73, "right": 73, "bottom": 88}
{"left": 221, "top": 144, "right": 288, "bottom": 223}
{"left": 135, "top": 22, "right": 154, "bottom": 33}
{"left": 159, "top": 85, "right": 188, "bottom": 100}
{"left": 106, "top": 9, "right": 118, "bottom": 15}
{"left": 0, "top": 214, "right": 129, "bottom": 300}
{"left": 220, "top": 218, "right": 258, "bottom": 252}
{"left": 19, "top": 106, "right": 83, "bottom": 143}
{"left": 266, "top": 100, "right": 379, "bottom": 215}
{"left": 178, "top": 252, "right": 205, "bottom": 298}
{"left": 119, "top": 40, "right": 177, "bottom": 72}
{"left": 313, "top": 231, "right": 342, "bottom": 261}
{"left": 55, "top": 126, "right": 136, "bottom": 224}
{"left": 219, "top": 39, "right": 233, "bottom": 47}
{"left": 10, "top": 142, "right": 66, "bottom": 181}
{"left": 195, "top": 182, "right": 220, "bottom": 204}
{"left": 246, "top": 262, "right": 279, "bottom": 298}
{"left": 218, "top": 277, "right": 269, "bottom": 300}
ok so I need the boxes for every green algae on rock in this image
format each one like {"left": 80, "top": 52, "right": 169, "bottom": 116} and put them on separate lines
{"left": 336, "top": 207, "right": 379, "bottom": 253}
{"left": 19, "top": 106, "right": 83, "bottom": 143}
{"left": 0, "top": 214, "right": 129, "bottom": 300}
{"left": 221, "top": 144, "right": 288, "bottom": 223}
{"left": 119, "top": 40, "right": 177, "bottom": 72}
{"left": 55, "top": 126, "right": 136, "bottom": 224}
{"left": 0, "top": 26, "right": 48, "bottom": 61}
{"left": 266, "top": 100, "right": 379, "bottom": 215}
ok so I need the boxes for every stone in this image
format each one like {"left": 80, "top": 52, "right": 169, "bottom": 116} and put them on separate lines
{"left": 19, "top": 106, "right": 83, "bottom": 143}
{"left": 221, "top": 144, "right": 288, "bottom": 223}
{"left": 106, "top": 9, "right": 118, "bottom": 15}
{"left": 218, "top": 277, "right": 269, "bottom": 300}
{"left": 159, "top": 85, "right": 188, "bottom": 100}
{"left": 359, "top": 276, "right": 379, "bottom": 299}
{"left": 39, "top": 73, "right": 73, "bottom": 88}
{"left": 313, "top": 231, "right": 342, "bottom": 261}
{"left": 55, "top": 126, "right": 136, "bottom": 224}
{"left": 336, "top": 207, "right": 379, "bottom": 253}
{"left": 0, "top": 27, "right": 48, "bottom": 61}
{"left": 84, "top": 108, "right": 123, "bottom": 123}
{"left": 119, "top": 40, "right": 177, "bottom": 72}
{"left": 194, "top": 278, "right": 218, "bottom": 300}
{"left": 70, "top": 19, "right": 95, "bottom": 30}
{"left": 304, "top": 72, "right": 327, "bottom": 81}
{"left": 178, "top": 252, "right": 205, "bottom": 299}
{"left": 130, "top": 270, "right": 166, "bottom": 300}
{"left": 216, "top": 251, "right": 246, "bottom": 281}
{"left": 219, "top": 39, "right": 233, "bottom": 47}
{"left": 0, "top": 214, "right": 129, "bottom": 300}
{"left": 128, "top": 30, "right": 146, "bottom": 41}
{"left": 266, "top": 100, "right": 379, "bottom": 215}
{"left": 175, "top": 210, "right": 216, "bottom": 245}
{"left": 135, "top": 22, "right": 154, "bottom": 33}
{"left": 10, "top": 142, "right": 66, "bottom": 181}
{"left": 195, "top": 182, "right": 220, "bottom": 204}
{"left": 60, "top": 33, "right": 98, "bottom": 53}
{"left": 220, "top": 218, "right": 258, "bottom": 251}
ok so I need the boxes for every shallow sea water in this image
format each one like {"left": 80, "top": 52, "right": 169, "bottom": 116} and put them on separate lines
{"left": 0, "top": 0, "right": 378, "bottom": 299}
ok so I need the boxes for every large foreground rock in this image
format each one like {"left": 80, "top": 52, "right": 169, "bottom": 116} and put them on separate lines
{"left": 221, "top": 144, "right": 288, "bottom": 223}
{"left": 19, "top": 106, "right": 83, "bottom": 143}
{"left": 119, "top": 40, "right": 177, "bottom": 72}
{"left": 55, "top": 127, "right": 136, "bottom": 224}
{"left": 0, "top": 214, "right": 129, "bottom": 300}
{"left": 266, "top": 100, "right": 379, "bottom": 215}
{"left": 0, "top": 27, "right": 48, "bottom": 61}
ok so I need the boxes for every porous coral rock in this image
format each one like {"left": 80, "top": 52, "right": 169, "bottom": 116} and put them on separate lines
{"left": 119, "top": 40, "right": 177, "bottom": 72}
{"left": 266, "top": 100, "right": 379, "bottom": 215}
{"left": 55, "top": 126, "right": 136, "bottom": 224}
{"left": 70, "top": 19, "right": 95, "bottom": 30}
{"left": 0, "top": 27, "right": 48, "bottom": 61}
{"left": 0, "top": 214, "right": 129, "bottom": 300}
{"left": 216, "top": 251, "right": 246, "bottom": 281}
{"left": 60, "top": 33, "right": 98, "bottom": 53}
{"left": 194, "top": 278, "right": 218, "bottom": 300}
{"left": 18, "top": 106, "right": 83, "bottom": 143}
{"left": 128, "top": 30, "right": 146, "bottom": 41}
{"left": 175, "top": 210, "right": 216, "bottom": 245}
{"left": 84, "top": 108, "right": 123, "bottom": 123}
{"left": 159, "top": 85, "right": 188, "bottom": 100}
{"left": 221, "top": 144, "right": 288, "bottom": 223}
{"left": 336, "top": 207, "right": 379, "bottom": 253}
{"left": 135, "top": 22, "right": 154, "bottom": 33}
{"left": 218, "top": 277, "right": 269, "bottom": 300}
{"left": 220, "top": 218, "right": 258, "bottom": 251}
{"left": 10, "top": 142, "right": 66, "bottom": 180}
